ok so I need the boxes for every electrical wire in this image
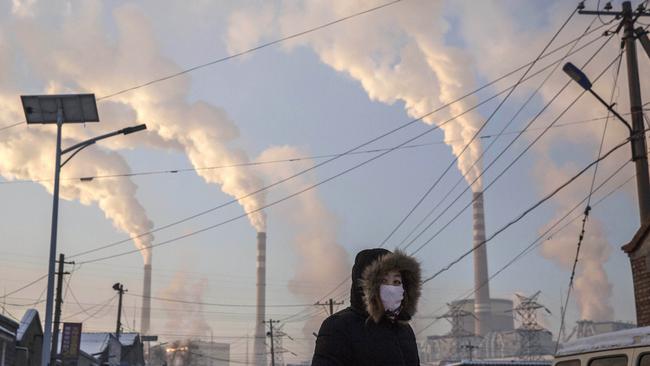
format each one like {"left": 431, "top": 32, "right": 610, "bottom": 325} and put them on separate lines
{"left": 0, "top": 18, "right": 610, "bottom": 141}
{"left": 53, "top": 24, "right": 609, "bottom": 261}
{"left": 96, "top": 0, "right": 404, "bottom": 101}
{"left": 407, "top": 40, "right": 621, "bottom": 256}
{"left": 76, "top": 78, "right": 538, "bottom": 265}
{"left": 553, "top": 44, "right": 625, "bottom": 355}
{"left": 0, "top": 115, "right": 620, "bottom": 186}
{"left": 376, "top": 5, "right": 580, "bottom": 249}
{"left": 79, "top": 295, "right": 117, "bottom": 323}
{"left": 0, "top": 273, "right": 48, "bottom": 299}
{"left": 420, "top": 132, "right": 637, "bottom": 284}
{"left": 0, "top": 122, "right": 22, "bottom": 133}
{"left": 278, "top": 27, "right": 611, "bottom": 318}
{"left": 390, "top": 14, "right": 604, "bottom": 254}
{"left": 416, "top": 160, "right": 633, "bottom": 335}
{"left": 71, "top": 29, "right": 611, "bottom": 264}
{"left": 126, "top": 293, "right": 314, "bottom": 308}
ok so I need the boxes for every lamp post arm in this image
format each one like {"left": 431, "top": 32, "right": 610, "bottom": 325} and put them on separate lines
{"left": 60, "top": 124, "right": 147, "bottom": 167}
{"left": 587, "top": 89, "right": 633, "bottom": 133}
{"left": 60, "top": 142, "right": 95, "bottom": 168}
{"left": 61, "top": 130, "right": 123, "bottom": 156}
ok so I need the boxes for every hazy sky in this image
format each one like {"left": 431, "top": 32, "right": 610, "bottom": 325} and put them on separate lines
{"left": 1, "top": 0, "right": 648, "bottom": 363}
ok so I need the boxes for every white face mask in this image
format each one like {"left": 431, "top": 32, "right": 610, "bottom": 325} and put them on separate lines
{"left": 380, "top": 284, "right": 404, "bottom": 312}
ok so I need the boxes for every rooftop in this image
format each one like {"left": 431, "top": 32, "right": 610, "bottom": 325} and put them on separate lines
{"left": 557, "top": 326, "right": 650, "bottom": 356}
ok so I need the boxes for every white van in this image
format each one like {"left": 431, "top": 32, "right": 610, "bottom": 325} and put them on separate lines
{"left": 554, "top": 327, "right": 650, "bottom": 366}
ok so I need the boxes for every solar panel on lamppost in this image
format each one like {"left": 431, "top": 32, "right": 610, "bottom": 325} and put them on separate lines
{"left": 21, "top": 93, "right": 99, "bottom": 366}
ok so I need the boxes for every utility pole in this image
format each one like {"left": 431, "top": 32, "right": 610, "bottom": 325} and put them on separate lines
{"left": 576, "top": 1, "right": 650, "bottom": 223}
{"left": 316, "top": 298, "right": 344, "bottom": 316}
{"left": 574, "top": 0, "right": 650, "bottom": 327}
{"left": 264, "top": 319, "right": 280, "bottom": 366}
{"left": 51, "top": 254, "right": 73, "bottom": 365}
{"left": 112, "top": 283, "right": 126, "bottom": 341}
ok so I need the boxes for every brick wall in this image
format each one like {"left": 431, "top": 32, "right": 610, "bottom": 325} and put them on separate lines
{"left": 631, "top": 255, "right": 650, "bottom": 326}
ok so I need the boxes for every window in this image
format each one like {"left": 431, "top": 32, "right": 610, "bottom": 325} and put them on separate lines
{"left": 638, "top": 353, "right": 650, "bottom": 366}
{"left": 557, "top": 359, "right": 581, "bottom": 366}
{"left": 589, "top": 355, "right": 628, "bottom": 366}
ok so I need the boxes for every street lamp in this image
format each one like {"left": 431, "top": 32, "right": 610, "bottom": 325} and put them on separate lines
{"left": 20, "top": 94, "right": 147, "bottom": 366}
{"left": 562, "top": 62, "right": 650, "bottom": 220}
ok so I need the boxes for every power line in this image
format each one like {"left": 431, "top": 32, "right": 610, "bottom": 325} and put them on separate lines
{"left": 554, "top": 39, "right": 625, "bottom": 355}
{"left": 70, "top": 28, "right": 611, "bottom": 263}
{"left": 0, "top": 15, "right": 610, "bottom": 139}
{"left": 420, "top": 132, "right": 636, "bottom": 284}
{"left": 0, "top": 115, "right": 619, "bottom": 186}
{"left": 416, "top": 160, "right": 633, "bottom": 335}
{"left": 273, "top": 23, "right": 617, "bottom": 322}
{"left": 79, "top": 65, "right": 573, "bottom": 264}
{"left": 96, "top": 0, "right": 404, "bottom": 101}
{"left": 0, "top": 274, "right": 48, "bottom": 299}
{"left": 380, "top": 8, "right": 594, "bottom": 250}
{"left": 407, "top": 37, "right": 621, "bottom": 256}
{"left": 126, "top": 293, "right": 314, "bottom": 308}
{"left": 378, "top": 5, "right": 580, "bottom": 248}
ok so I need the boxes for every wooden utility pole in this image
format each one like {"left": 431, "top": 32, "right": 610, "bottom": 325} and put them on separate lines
{"left": 577, "top": 0, "right": 650, "bottom": 326}
{"left": 316, "top": 298, "right": 344, "bottom": 315}
{"left": 51, "top": 253, "right": 72, "bottom": 365}
{"left": 113, "top": 283, "right": 126, "bottom": 340}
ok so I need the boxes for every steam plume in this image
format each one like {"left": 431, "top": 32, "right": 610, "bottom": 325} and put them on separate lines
{"left": 0, "top": 0, "right": 267, "bottom": 263}
{"left": 159, "top": 271, "right": 212, "bottom": 337}
{"left": 536, "top": 161, "right": 614, "bottom": 321}
{"left": 226, "top": 1, "right": 485, "bottom": 190}
{"left": 256, "top": 146, "right": 350, "bottom": 337}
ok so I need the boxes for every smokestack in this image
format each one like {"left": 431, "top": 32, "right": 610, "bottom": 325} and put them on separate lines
{"left": 254, "top": 232, "right": 267, "bottom": 366}
{"left": 141, "top": 264, "right": 152, "bottom": 335}
{"left": 472, "top": 191, "right": 491, "bottom": 336}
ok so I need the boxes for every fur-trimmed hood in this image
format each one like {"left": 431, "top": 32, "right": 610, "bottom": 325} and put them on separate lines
{"left": 359, "top": 250, "right": 421, "bottom": 323}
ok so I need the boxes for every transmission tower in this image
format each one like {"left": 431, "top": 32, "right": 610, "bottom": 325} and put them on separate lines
{"left": 438, "top": 302, "right": 478, "bottom": 360}
{"left": 510, "top": 291, "right": 551, "bottom": 360}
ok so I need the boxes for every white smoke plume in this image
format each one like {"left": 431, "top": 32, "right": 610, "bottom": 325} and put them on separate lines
{"left": 457, "top": 1, "right": 642, "bottom": 321}
{"left": 536, "top": 160, "right": 614, "bottom": 321}
{"left": 224, "top": 0, "right": 642, "bottom": 321}
{"left": 158, "top": 271, "right": 212, "bottom": 338}
{"left": 0, "top": 0, "right": 267, "bottom": 265}
{"left": 226, "top": 1, "right": 485, "bottom": 190}
{"left": 256, "top": 146, "right": 350, "bottom": 336}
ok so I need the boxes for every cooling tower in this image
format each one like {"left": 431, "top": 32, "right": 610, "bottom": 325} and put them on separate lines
{"left": 141, "top": 264, "right": 152, "bottom": 335}
{"left": 254, "top": 232, "right": 267, "bottom": 366}
{"left": 473, "top": 191, "right": 491, "bottom": 336}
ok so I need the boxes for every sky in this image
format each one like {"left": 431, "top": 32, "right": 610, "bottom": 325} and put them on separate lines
{"left": 0, "top": 0, "right": 649, "bottom": 363}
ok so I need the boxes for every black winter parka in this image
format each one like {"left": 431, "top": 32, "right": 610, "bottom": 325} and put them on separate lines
{"left": 312, "top": 249, "right": 422, "bottom": 366}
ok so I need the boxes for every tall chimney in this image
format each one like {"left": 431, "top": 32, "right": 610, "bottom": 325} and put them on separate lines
{"left": 472, "top": 191, "right": 491, "bottom": 336}
{"left": 141, "top": 264, "right": 152, "bottom": 335}
{"left": 254, "top": 232, "right": 267, "bottom": 366}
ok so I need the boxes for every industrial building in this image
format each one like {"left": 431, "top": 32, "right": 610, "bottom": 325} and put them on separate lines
{"left": 149, "top": 340, "right": 229, "bottom": 366}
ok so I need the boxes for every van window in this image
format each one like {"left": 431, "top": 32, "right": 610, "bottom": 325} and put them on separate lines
{"left": 589, "top": 356, "right": 628, "bottom": 366}
{"left": 557, "top": 360, "right": 580, "bottom": 366}
{"left": 639, "top": 353, "right": 650, "bottom": 366}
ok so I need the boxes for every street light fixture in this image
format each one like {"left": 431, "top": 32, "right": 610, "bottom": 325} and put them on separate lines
{"left": 20, "top": 94, "right": 147, "bottom": 366}
{"left": 562, "top": 62, "right": 632, "bottom": 133}
{"left": 562, "top": 62, "right": 650, "bottom": 218}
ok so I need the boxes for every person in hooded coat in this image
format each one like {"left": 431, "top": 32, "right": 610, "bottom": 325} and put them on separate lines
{"left": 311, "top": 248, "right": 422, "bottom": 366}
